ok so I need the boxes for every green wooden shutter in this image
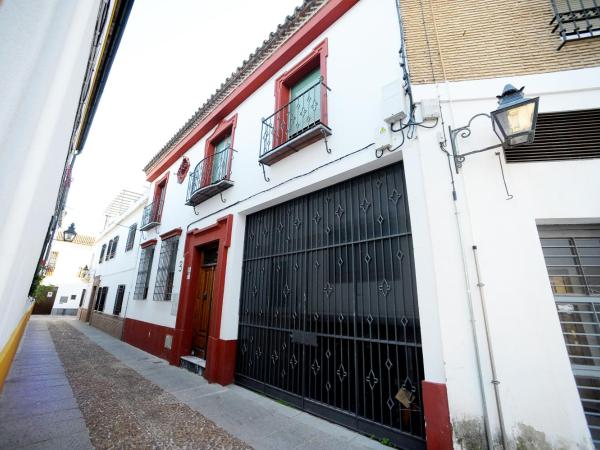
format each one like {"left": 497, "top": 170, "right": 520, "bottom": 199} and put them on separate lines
{"left": 211, "top": 135, "right": 231, "bottom": 183}
{"left": 288, "top": 69, "right": 321, "bottom": 137}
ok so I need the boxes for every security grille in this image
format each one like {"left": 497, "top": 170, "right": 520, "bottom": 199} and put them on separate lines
{"left": 153, "top": 237, "right": 179, "bottom": 301}
{"left": 125, "top": 223, "right": 137, "bottom": 251}
{"left": 236, "top": 163, "right": 424, "bottom": 448}
{"left": 113, "top": 285, "right": 126, "bottom": 315}
{"left": 134, "top": 246, "right": 155, "bottom": 300}
{"left": 110, "top": 235, "right": 119, "bottom": 259}
{"left": 504, "top": 108, "right": 600, "bottom": 163}
{"left": 550, "top": 0, "right": 600, "bottom": 49}
{"left": 539, "top": 225, "right": 600, "bottom": 447}
{"left": 94, "top": 287, "right": 109, "bottom": 312}
{"left": 99, "top": 244, "right": 106, "bottom": 263}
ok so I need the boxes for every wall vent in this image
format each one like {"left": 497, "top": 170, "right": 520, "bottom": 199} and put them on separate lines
{"left": 505, "top": 108, "right": 600, "bottom": 163}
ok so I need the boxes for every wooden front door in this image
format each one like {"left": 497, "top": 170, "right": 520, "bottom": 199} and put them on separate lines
{"left": 191, "top": 249, "right": 216, "bottom": 359}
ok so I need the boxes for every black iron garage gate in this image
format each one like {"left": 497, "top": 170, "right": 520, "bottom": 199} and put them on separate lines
{"left": 236, "top": 162, "right": 425, "bottom": 449}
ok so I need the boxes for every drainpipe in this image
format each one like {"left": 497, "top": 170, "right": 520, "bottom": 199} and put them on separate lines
{"left": 472, "top": 245, "right": 508, "bottom": 450}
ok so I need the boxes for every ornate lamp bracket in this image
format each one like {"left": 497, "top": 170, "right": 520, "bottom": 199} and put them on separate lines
{"left": 449, "top": 113, "right": 503, "bottom": 174}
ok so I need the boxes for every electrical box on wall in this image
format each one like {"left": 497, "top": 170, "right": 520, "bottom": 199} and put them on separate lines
{"left": 419, "top": 98, "right": 440, "bottom": 120}
{"left": 381, "top": 80, "right": 407, "bottom": 125}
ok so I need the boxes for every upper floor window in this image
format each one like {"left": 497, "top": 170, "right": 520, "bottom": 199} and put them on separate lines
{"left": 259, "top": 39, "right": 330, "bottom": 166}
{"left": 99, "top": 244, "right": 106, "bottom": 263}
{"left": 47, "top": 251, "right": 59, "bottom": 275}
{"left": 186, "top": 115, "right": 237, "bottom": 207}
{"left": 141, "top": 174, "right": 168, "bottom": 231}
{"left": 110, "top": 235, "right": 119, "bottom": 259}
{"left": 133, "top": 243, "right": 156, "bottom": 300}
{"left": 504, "top": 108, "right": 600, "bottom": 163}
{"left": 153, "top": 236, "right": 179, "bottom": 301}
{"left": 550, "top": 0, "right": 600, "bottom": 50}
{"left": 125, "top": 223, "right": 137, "bottom": 251}
{"left": 106, "top": 239, "right": 113, "bottom": 261}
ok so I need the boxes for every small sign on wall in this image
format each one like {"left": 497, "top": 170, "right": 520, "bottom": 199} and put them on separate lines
{"left": 47, "top": 291, "right": 53, "bottom": 298}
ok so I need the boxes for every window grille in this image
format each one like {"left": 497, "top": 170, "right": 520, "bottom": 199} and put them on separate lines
{"left": 94, "top": 287, "right": 108, "bottom": 311}
{"left": 113, "top": 285, "right": 126, "bottom": 315}
{"left": 153, "top": 237, "right": 179, "bottom": 301}
{"left": 133, "top": 246, "right": 155, "bottom": 299}
{"left": 47, "top": 251, "right": 59, "bottom": 275}
{"left": 110, "top": 235, "right": 119, "bottom": 259}
{"left": 125, "top": 223, "right": 137, "bottom": 251}
{"left": 106, "top": 240, "right": 113, "bottom": 261}
{"left": 550, "top": 0, "right": 600, "bottom": 49}
{"left": 59, "top": 296, "right": 67, "bottom": 304}
{"left": 99, "top": 244, "right": 106, "bottom": 263}
{"left": 539, "top": 225, "right": 600, "bottom": 447}
{"left": 504, "top": 108, "right": 600, "bottom": 163}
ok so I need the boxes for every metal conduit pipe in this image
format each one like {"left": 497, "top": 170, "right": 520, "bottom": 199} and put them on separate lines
{"left": 450, "top": 199, "right": 495, "bottom": 450}
{"left": 472, "top": 245, "right": 509, "bottom": 449}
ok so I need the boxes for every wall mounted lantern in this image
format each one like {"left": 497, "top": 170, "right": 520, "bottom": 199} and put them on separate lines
{"left": 63, "top": 223, "right": 77, "bottom": 242}
{"left": 450, "top": 84, "right": 539, "bottom": 173}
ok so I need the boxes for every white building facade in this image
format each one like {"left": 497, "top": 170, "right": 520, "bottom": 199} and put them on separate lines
{"left": 80, "top": 198, "right": 146, "bottom": 339}
{"left": 118, "top": 1, "right": 600, "bottom": 448}
{"left": 44, "top": 232, "right": 95, "bottom": 315}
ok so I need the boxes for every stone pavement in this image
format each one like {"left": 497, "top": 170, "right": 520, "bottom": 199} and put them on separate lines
{"left": 0, "top": 317, "right": 93, "bottom": 450}
{"left": 1, "top": 317, "right": 387, "bottom": 450}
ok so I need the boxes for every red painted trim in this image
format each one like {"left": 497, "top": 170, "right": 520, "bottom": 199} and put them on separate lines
{"left": 172, "top": 215, "right": 234, "bottom": 385}
{"left": 273, "top": 39, "right": 328, "bottom": 147}
{"left": 205, "top": 337, "right": 237, "bottom": 385}
{"left": 122, "top": 318, "right": 176, "bottom": 361}
{"left": 159, "top": 227, "right": 183, "bottom": 240}
{"left": 146, "top": 0, "right": 358, "bottom": 182}
{"left": 140, "top": 239, "right": 157, "bottom": 249}
{"left": 422, "top": 381, "right": 453, "bottom": 450}
{"left": 200, "top": 114, "right": 238, "bottom": 186}
{"left": 152, "top": 172, "right": 169, "bottom": 222}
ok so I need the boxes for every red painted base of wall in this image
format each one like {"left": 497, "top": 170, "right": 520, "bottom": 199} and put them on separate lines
{"left": 422, "top": 381, "right": 453, "bottom": 450}
{"left": 204, "top": 337, "right": 237, "bottom": 385}
{"left": 122, "top": 317, "right": 176, "bottom": 361}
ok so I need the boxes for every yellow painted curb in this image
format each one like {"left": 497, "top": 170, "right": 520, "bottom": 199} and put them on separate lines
{"left": 0, "top": 304, "right": 34, "bottom": 394}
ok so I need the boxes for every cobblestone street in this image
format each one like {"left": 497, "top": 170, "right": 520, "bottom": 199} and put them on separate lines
{"left": 0, "top": 317, "right": 385, "bottom": 450}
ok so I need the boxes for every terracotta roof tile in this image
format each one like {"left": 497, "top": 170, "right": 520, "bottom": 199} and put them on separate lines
{"left": 143, "top": 0, "right": 326, "bottom": 174}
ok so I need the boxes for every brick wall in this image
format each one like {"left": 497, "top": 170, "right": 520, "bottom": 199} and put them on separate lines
{"left": 400, "top": 0, "right": 600, "bottom": 84}
{"left": 89, "top": 311, "right": 124, "bottom": 340}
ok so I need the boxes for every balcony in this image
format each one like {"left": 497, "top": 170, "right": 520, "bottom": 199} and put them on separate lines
{"left": 140, "top": 201, "right": 161, "bottom": 231}
{"left": 259, "top": 80, "right": 331, "bottom": 166}
{"left": 186, "top": 146, "right": 234, "bottom": 206}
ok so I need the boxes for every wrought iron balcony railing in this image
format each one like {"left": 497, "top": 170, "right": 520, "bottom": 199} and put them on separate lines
{"left": 550, "top": 0, "right": 600, "bottom": 49}
{"left": 186, "top": 146, "right": 234, "bottom": 206}
{"left": 140, "top": 201, "right": 161, "bottom": 231}
{"left": 259, "top": 79, "right": 331, "bottom": 166}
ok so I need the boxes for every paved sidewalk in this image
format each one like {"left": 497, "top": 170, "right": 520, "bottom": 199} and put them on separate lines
{"left": 0, "top": 317, "right": 93, "bottom": 450}
{"left": 69, "top": 319, "right": 386, "bottom": 450}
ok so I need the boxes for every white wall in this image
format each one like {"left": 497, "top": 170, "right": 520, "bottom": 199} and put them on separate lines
{"left": 0, "top": 0, "right": 102, "bottom": 349}
{"left": 408, "top": 67, "right": 600, "bottom": 448}
{"left": 87, "top": 200, "right": 146, "bottom": 317}
{"left": 44, "top": 238, "right": 94, "bottom": 311}
{"left": 134, "top": 0, "right": 596, "bottom": 447}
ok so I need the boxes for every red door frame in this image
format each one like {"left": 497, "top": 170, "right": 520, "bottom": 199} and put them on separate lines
{"left": 171, "top": 214, "right": 235, "bottom": 385}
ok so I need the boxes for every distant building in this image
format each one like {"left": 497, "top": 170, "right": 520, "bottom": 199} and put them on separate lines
{"left": 43, "top": 230, "right": 95, "bottom": 315}
{"left": 0, "top": 0, "right": 134, "bottom": 392}
{"left": 79, "top": 196, "right": 146, "bottom": 339}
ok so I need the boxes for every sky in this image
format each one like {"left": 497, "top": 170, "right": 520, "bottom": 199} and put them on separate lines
{"left": 66, "top": 0, "right": 302, "bottom": 235}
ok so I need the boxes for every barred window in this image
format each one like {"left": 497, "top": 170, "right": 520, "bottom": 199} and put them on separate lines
{"left": 134, "top": 245, "right": 155, "bottom": 300}
{"left": 550, "top": 0, "right": 600, "bottom": 50}
{"left": 113, "top": 285, "right": 126, "bottom": 315}
{"left": 99, "top": 244, "right": 106, "bottom": 263}
{"left": 47, "top": 251, "right": 59, "bottom": 275}
{"left": 153, "top": 237, "right": 179, "bottom": 301}
{"left": 125, "top": 224, "right": 137, "bottom": 251}
{"left": 106, "top": 240, "right": 113, "bottom": 261}
{"left": 94, "top": 286, "right": 108, "bottom": 312}
{"left": 110, "top": 235, "right": 119, "bottom": 259}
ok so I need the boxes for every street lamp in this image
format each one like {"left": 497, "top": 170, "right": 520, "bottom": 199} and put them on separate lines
{"left": 450, "top": 84, "right": 539, "bottom": 173}
{"left": 63, "top": 223, "right": 77, "bottom": 242}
